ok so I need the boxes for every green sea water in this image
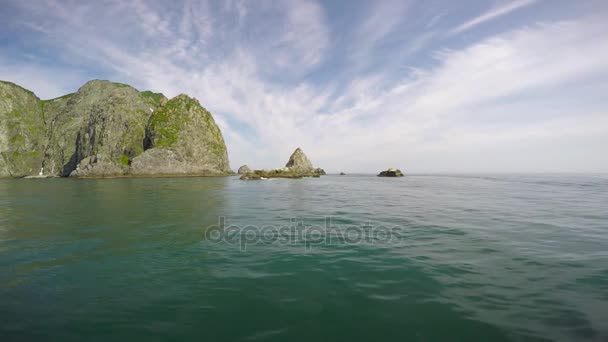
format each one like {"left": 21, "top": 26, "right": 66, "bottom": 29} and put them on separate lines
{"left": 1, "top": 174, "right": 607, "bottom": 341}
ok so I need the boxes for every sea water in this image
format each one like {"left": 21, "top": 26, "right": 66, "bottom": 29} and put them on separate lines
{"left": 1, "top": 174, "right": 607, "bottom": 341}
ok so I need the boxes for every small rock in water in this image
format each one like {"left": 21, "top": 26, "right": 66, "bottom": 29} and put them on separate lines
{"left": 377, "top": 168, "right": 404, "bottom": 177}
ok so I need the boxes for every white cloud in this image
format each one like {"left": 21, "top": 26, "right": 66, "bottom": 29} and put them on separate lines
{"left": 451, "top": 0, "right": 538, "bottom": 35}
{"left": 277, "top": 0, "right": 329, "bottom": 68}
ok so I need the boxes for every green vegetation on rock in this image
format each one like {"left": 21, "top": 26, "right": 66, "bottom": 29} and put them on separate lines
{"left": 377, "top": 168, "right": 404, "bottom": 177}
{"left": 132, "top": 94, "right": 231, "bottom": 176}
{"left": 0, "top": 79, "right": 231, "bottom": 178}
{"left": 0, "top": 81, "right": 46, "bottom": 177}
{"left": 140, "top": 90, "right": 167, "bottom": 108}
{"left": 240, "top": 148, "right": 325, "bottom": 180}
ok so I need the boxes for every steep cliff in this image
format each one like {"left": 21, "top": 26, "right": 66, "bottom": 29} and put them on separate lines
{"left": 0, "top": 81, "right": 46, "bottom": 177}
{"left": 49, "top": 80, "right": 165, "bottom": 177}
{"left": 0, "top": 79, "right": 231, "bottom": 178}
{"left": 130, "top": 94, "right": 231, "bottom": 176}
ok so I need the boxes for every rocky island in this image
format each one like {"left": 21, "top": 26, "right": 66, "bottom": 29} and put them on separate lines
{"left": 378, "top": 168, "right": 404, "bottom": 177}
{"left": 0, "top": 80, "right": 232, "bottom": 178}
{"left": 240, "top": 148, "right": 325, "bottom": 180}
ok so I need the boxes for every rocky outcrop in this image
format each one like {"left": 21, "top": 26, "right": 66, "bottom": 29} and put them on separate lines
{"left": 285, "top": 147, "right": 313, "bottom": 171}
{"left": 240, "top": 148, "right": 324, "bottom": 180}
{"left": 130, "top": 94, "right": 231, "bottom": 176}
{"left": 238, "top": 165, "right": 252, "bottom": 174}
{"left": 0, "top": 79, "right": 232, "bottom": 178}
{"left": 339, "top": 172, "right": 346, "bottom": 175}
{"left": 70, "top": 153, "right": 126, "bottom": 178}
{"left": 44, "top": 80, "right": 164, "bottom": 177}
{"left": 378, "top": 168, "right": 404, "bottom": 177}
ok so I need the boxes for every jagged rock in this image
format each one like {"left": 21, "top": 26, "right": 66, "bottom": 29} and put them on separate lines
{"left": 378, "top": 168, "right": 404, "bottom": 177}
{"left": 0, "top": 81, "right": 46, "bottom": 177}
{"left": 238, "top": 165, "right": 252, "bottom": 174}
{"left": 0, "top": 79, "right": 232, "bottom": 178}
{"left": 285, "top": 147, "right": 314, "bottom": 171}
{"left": 61, "top": 80, "right": 167, "bottom": 177}
{"left": 70, "top": 153, "right": 127, "bottom": 178}
{"left": 130, "top": 148, "right": 195, "bottom": 176}
{"left": 131, "top": 94, "right": 231, "bottom": 176}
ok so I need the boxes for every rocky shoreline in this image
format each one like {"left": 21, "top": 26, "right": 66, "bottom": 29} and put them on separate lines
{"left": 2, "top": 79, "right": 405, "bottom": 180}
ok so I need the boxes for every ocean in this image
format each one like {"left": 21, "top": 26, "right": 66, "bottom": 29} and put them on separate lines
{"left": 1, "top": 174, "right": 607, "bottom": 341}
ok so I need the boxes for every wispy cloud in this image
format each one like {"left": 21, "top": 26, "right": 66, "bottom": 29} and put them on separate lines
{"left": 451, "top": 0, "right": 538, "bottom": 35}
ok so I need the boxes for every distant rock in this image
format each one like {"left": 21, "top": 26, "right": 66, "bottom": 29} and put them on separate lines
{"left": 238, "top": 165, "right": 252, "bottom": 174}
{"left": 378, "top": 168, "right": 404, "bottom": 177}
{"left": 339, "top": 172, "right": 346, "bottom": 175}
{"left": 285, "top": 147, "right": 314, "bottom": 171}
{"left": 240, "top": 148, "right": 324, "bottom": 180}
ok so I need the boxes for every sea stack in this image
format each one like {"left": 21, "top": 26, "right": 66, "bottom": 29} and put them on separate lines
{"left": 285, "top": 148, "right": 314, "bottom": 171}
{"left": 240, "top": 148, "right": 325, "bottom": 179}
{"left": 378, "top": 168, "right": 404, "bottom": 177}
{"left": 237, "top": 165, "right": 252, "bottom": 174}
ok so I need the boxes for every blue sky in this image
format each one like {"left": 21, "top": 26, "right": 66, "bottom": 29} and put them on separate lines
{"left": 1, "top": 0, "right": 607, "bottom": 173}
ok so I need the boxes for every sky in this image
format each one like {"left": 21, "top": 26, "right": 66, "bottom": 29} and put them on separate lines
{"left": 1, "top": 0, "right": 607, "bottom": 173}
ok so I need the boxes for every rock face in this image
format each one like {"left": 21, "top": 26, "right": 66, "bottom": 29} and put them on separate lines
{"left": 285, "top": 147, "right": 314, "bottom": 171}
{"left": 52, "top": 80, "right": 164, "bottom": 177}
{"left": 240, "top": 148, "right": 324, "bottom": 180}
{"left": 378, "top": 168, "right": 404, "bottom": 177}
{"left": 130, "top": 94, "right": 230, "bottom": 176}
{"left": 0, "top": 81, "right": 46, "bottom": 177}
{"left": 0, "top": 79, "right": 232, "bottom": 178}
{"left": 238, "top": 165, "right": 252, "bottom": 174}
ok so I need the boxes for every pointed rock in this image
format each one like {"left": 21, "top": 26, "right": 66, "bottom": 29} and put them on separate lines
{"left": 285, "top": 148, "right": 314, "bottom": 171}
{"left": 238, "top": 165, "right": 252, "bottom": 174}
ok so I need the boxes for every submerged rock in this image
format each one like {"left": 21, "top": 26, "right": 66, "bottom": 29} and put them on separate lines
{"left": 378, "top": 168, "right": 404, "bottom": 177}
{"left": 238, "top": 165, "right": 252, "bottom": 174}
